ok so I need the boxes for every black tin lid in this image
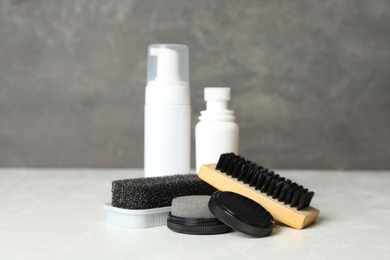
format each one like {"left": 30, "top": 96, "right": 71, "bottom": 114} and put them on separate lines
{"left": 208, "top": 191, "right": 274, "bottom": 238}
{"left": 167, "top": 213, "right": 232, "bottom": 235}
{"left": 167, "top": 195, "right": 232, "bottom": 235}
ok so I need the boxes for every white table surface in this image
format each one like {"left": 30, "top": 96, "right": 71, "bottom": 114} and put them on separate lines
{"left": 1, "top": 169, "right": 389, "bottom": 260}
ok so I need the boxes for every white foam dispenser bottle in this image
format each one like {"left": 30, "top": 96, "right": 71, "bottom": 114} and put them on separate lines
{"left": 195, "top": 87, "right": 239, "bottom": 172}
{"left": 144, "top": 44, "right": 191, "bottom": 177}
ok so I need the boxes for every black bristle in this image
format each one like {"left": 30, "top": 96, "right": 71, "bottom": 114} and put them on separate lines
{"left": 215, "top": 153, "right": 227, "bottom": 170}
{"left": 290, "top": 188, "right": 306, "bottom": 207}
{"left": 234, "top": 161, "right": 252, "bottom": 179}
{"left": 238, "top": 162, "right": 255, "bottom": 182}
{"left": 262, "top": 173, "right": 279, "bottom": 194}
{"left": 232, "top": 161, "right": 243, "bottom": 178}
{"left": 220, "top": 153, "right": 235, "bottom": 172}
{"left": 266, "top": 178, "right": 278, "bottom": 196}
{"left": 249, "top": 169, "right": 261, "bottom": 187}
{"left": 111, "top": 174, "right": 216, "bottom": 210}
{"left": 272, "top": 178, "right": 286, "bottom": 199}
{"left": 236, "top": 167, "right": 246, "bottom": 180}
{"left": 260, "top": 174, "right": 273, "bottom": 193}
{"left": 231, "top": 157, "right": 245, "bottom": 177}
{"left": 297, "top": 191, "right": 315, "bottom": 210}
{"left": 226, "top": 156, "right": 239, "bottom": 175}
{"left": 284, "top": 184, "right": 300, "bottom": 205}
{"left": 278, "top": 182, "right": 290, "bottom": 202}
{"left": 214, "top": 153, "right": 316, "bottom": 210}
{"left": 243, "top": 164, "right": 255, "bottom": 184}
{"left": 255, "top": 170, "right": 267, "bottom": 190}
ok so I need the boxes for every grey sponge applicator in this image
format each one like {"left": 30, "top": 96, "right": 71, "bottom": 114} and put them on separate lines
{"left": 171, "top": 195, "right": 216, "bottom": 218}
{"left": 167, "top": 195, "right": 232, "bottom": 235}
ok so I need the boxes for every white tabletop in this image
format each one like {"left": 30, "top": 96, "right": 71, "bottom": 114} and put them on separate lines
{"left": 1, "top": 169, "right": 389, "bottom": 260}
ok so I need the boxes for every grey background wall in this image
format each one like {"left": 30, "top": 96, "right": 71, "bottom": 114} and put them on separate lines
{"left": 1, "top": 0, "right": 389, "bottom": 169}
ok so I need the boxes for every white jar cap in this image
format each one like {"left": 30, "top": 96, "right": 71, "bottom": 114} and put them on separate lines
{"left": 204, "top": 87, "right": 231, "bottom": 111}
{"left": 204, "top": 87, "right": 231, "bottom": 102}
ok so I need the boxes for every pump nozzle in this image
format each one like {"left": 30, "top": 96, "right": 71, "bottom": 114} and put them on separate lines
{"left": 150, "top": 47, "right": 180, "bottom": 82}
{"left": 147, "top": 44, "right": 189, "bottom": 85}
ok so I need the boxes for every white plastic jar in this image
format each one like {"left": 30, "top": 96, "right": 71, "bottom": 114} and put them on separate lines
{"left": 195, "top": 87, "right": 239, "bottom": 172}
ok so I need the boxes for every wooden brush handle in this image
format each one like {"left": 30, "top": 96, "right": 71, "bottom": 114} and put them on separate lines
{"left": 198, "top": 164, "right": 320, "bottom": 229}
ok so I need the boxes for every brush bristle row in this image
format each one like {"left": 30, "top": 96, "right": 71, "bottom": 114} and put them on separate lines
{"left": 215, "top": 153, "right": 314, "bottom": 210}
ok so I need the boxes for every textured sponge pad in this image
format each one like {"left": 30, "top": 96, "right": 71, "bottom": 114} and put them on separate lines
{"left": 171, "top": 195, "right": 215, "bottom": 219}
{"left": 112, "top": 174, "right": 216, "bottom": 210}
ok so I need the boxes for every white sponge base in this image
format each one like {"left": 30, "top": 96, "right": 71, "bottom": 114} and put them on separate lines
{"left": 104, "top": 203, "right": 171, "bottom": 228}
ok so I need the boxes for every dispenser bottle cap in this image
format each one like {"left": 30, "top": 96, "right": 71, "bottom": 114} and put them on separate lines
{"left": 145, "top": 44, "right": 190, "bottom": 105}
{"left": 147, "top": 44, "right": 189, "bottom": 86}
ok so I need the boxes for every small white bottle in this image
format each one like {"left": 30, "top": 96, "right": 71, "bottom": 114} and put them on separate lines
{"left": 195, "top": 87, "right": 239, "bottom": 172}
{"left": 144, "top": 44, "right": 191, "bottom": 177}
